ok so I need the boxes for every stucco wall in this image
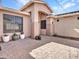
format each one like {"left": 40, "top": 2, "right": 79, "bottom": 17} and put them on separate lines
{"left": 21, "top": 3, "right": 51, "bottom": 14}
{"left": 0, "top": 10, "right": 31, "bottom": 41}
{"left": 35, "top": 3, "right": 52, "bottom": 14}
{"left": 0, "top": 11, "right": 3, "bottom": 38}
{"left": 46, "top": 17, "right": 54, "bottom": 36}
{"left": 54, "top": 16, "right": 79, "bottom": 38}
{"left": 21, "top": 2, "right": 52, "bottom": 37}
{"left": 21, "top": 5, "right": 34, "bottom": 13}
{"left": 39, "top": 13, "right": 47, "bottom": 35}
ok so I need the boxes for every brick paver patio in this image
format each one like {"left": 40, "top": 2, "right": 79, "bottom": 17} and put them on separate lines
{"left": 0, "top": 36, "right": 79, "bottom": 59}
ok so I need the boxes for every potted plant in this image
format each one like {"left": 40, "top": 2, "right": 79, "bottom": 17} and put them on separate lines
{"left": 2, "top": 34, "right": 10, "bottom": 42}
{"left": 12, "top": 33, "right": 19, "bottom": 41}
{"left": 20, "top": 32, "right": 25, "bottom": 39}
{"left": 35, "top": 35, "right": 41, "bottom": 40}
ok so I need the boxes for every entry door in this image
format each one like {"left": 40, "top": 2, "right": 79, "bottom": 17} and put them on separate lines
{"left": 40, "top": 20, "right": 46, "bottom": 35}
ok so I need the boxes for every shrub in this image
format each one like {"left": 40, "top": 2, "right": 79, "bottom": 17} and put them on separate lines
{"left": 12, "top": 33, "right": 19, "bottom": 41}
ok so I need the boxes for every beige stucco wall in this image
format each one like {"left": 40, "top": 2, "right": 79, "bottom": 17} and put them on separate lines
{"left": 47, "top": 17, "right": 54, "bottom": 36}
{"left": 0, "top": 11, "right": 3, "bottom": 38}
{"left": 35, "top": 3, "right": 52, "bottom": 36}
{"left": 39, "top": 13, "right": 47, "bottom": 35}
{"left": 0, "top": 10, "right": 31, "bottom": 41}
{"left": 54, "top": 16, "right": 79, "bottom": 38}
{"left": 35, "top": 3, "right": 52, "bottom": 14}
{"left": 21, "top": 3, "right": 51, "bottom": 14}
{"left": 21, "top": 4, "right": 34, "bottom": 13}
{"left": 21, "top": 2, "right": 52, "bottom": 38}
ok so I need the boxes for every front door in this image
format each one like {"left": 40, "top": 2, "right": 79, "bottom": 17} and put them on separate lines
{"left": 40, "top": 20, "right": 46, "bottom": 35}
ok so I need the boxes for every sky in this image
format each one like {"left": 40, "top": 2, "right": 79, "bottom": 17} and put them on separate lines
{"left": 1, "top": 0, "right": 79, "bottom": 14}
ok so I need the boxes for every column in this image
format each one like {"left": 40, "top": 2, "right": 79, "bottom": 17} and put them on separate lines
{"left": 31, "top": 5, "right": 40, "bottom": 38}
{"left": 47, "top": 17, "right": 54, "bottom": 36}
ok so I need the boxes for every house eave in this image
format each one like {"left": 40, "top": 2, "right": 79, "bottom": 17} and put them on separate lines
{"left": 47, "top": 12, "right": 79, "bottom": 19}
{"left": 0, "top": 6, "right": 30, "bottom": 16}
{"left": 20, "top": 1, "right": 53, "bottom": 13}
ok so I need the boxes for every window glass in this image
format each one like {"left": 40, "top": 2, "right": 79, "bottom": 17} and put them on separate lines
{"left": 41, "top": 20, "right": 46, "bottom": 29}
{"left": 3, "top": 14, "right": 23, "bottom": 33}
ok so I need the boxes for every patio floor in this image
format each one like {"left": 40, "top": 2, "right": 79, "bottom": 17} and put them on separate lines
{"left": 0, "top": 36, "right": 79, "bottom": 59}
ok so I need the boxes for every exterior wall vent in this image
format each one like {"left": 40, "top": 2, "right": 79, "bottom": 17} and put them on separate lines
{"left": 77, "top": 17, "right": 79, "bottom": 20}
{"left": 57, "top": 19, "right": 59, "bottom": 22}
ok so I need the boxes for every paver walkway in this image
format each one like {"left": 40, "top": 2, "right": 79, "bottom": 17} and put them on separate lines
{"left": 0, "top": 36, "right": 79, "bottom": 59}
